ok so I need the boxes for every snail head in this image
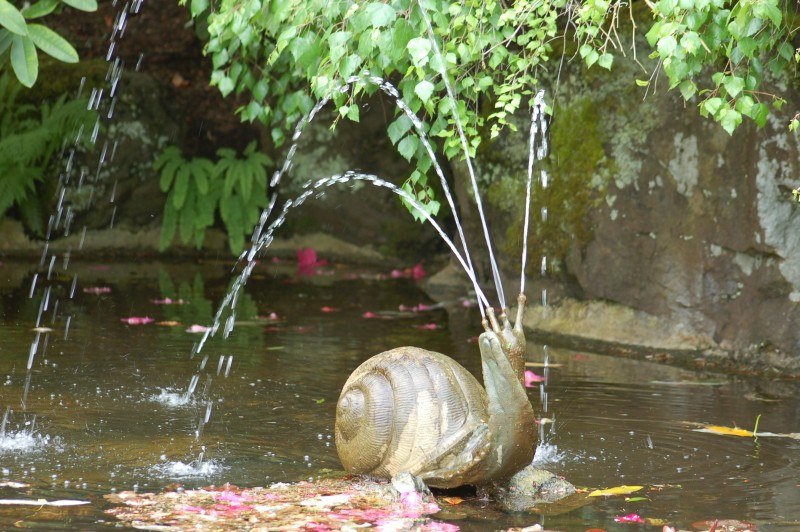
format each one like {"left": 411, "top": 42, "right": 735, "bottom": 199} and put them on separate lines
{"left": 481, "top": 293, "right": 527, "bottom": 382}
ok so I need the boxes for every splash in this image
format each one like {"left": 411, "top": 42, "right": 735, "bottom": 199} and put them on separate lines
{"left": 532, "top": 442, "right": 566, "bottom": 465}
{"left": 150, "top": 458, "right": 223, "bottom": 479}
{"left": 0, "top": 431, "right": 61, "bottom": 454}
{"left": 149, "top": 388, "right": 196, "bottom": 407}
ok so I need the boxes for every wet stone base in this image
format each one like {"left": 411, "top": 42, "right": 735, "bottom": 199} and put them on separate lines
{"left": 483, "top": 466, "right": 578, "bottom": 513}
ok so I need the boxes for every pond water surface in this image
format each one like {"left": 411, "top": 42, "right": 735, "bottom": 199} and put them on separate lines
{"left": 0, "top": 259, "right": 798, "bottom": 530}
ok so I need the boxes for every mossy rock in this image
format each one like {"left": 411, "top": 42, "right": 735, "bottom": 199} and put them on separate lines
{"left": 19, "top": 57, "right": 109, "bottom": 104}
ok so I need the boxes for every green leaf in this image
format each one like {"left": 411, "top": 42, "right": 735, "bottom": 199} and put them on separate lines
{"left": 172, "top": 166, "right": 191, "bottom": 209}
{"left": 28, "top": 24, "right": 78, "bottom": 63}
{"left": 597, "top": 53, "right": 613, "bottom": 70}
{"left": 750, "top": 103, "right": 768, "bottom": 127}
{"left": 718, "top": 108, "right": 742, "bottom": 135}
{"left": 218, "top": 76, "right": 234, "bottom": 97}
{"left": 678, "top": 80, "right": 696, "bottom": 100}
{"left": 414, "top": 79, "right": 434, "bottom": 103}
{"left": 722, "top": 76, "right": 745, "bottom": 98}
{"left": 407, "top": 37, "right": 431, "bottom": 67}
{"left": 397, "top": 135, "right": 418, "bottom": 161}
{"left": 387, "top": 115, "right": 412, "bottom": 144}
{"left": 360, "top": 3, "right": 395, "bottom": 29}
{"left": 61, "top": 0, "right": 97, "bottom": 11}
{"left": 390, "top": 18, "right": 414, "bottom": 61}
{"left": 10, "top": 34, "right": 38, "bottom": 87}
{"left": 702, "top": 97, "right": 723, "bottom": 117}
{"left": 190, "top": 0, "right": 208, "bottom": 17}
{"left": 635, "top": 79, "right": 649, "bottom": 87}
{"left": 657, "top": 35, "right": 677, "bottom": 57}
{"left": 22, "top": 0, "right": 58, "bottom": 19}
{"left": 328, "top": 31, "right": 351, "bottom": 64}
{"left": 0, "top": 0, "right": 27, "bottom": 36}
{"left": 0, "top": 28, "right": 11, "bottom": 54}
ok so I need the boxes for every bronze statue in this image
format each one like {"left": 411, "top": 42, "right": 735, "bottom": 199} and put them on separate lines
{"left": 335, "top": 293, "right": 536, "bottom": 488}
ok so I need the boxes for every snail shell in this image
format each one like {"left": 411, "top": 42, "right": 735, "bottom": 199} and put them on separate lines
{"left": 335, "top": 346, "right": 488, "bottom": 485}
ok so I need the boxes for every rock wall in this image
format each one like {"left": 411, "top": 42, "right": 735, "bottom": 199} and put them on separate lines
{"left": 477, "top": 46, "right": 800, "bottom": 369}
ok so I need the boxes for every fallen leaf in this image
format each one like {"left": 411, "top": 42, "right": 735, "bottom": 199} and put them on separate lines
{"left": 614, "top": 513, "right": 645, "bottom": 523}
{"left": 171, "top": 73, "right": 189, "bottom": 88}
{"left": 524, "top": 370, "right": 546, "bottom": 387}
{"left": 156, "top": 321, "right": 182, "bottom": 327}
{"left": 120, "top": 317, "right": 154, "bottom": 325}
{"left": 0, "top": 499, "right": 89, "bottom": 506}
{"left": 441, "top": 497, "right": 463, "bottom": 505}
{"left": 587, "top": 485, "right": 643, "bottom": 497}
{"left": 525, "top": 362, "right": 563, "bottom": 368}
{"left": 699, "top": 425, "right": 754, "bottom": 437}
{"left": 625, "top": 496, "right": 650, "bottom": 502}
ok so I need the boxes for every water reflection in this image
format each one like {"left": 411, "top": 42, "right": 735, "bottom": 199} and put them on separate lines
{"left": 0, "top": 259, "right": 798, "bottom": 529}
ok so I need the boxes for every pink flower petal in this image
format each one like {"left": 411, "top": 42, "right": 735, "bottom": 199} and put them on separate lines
{"left": 390, "top": 269, "right": 404, "bottom": 278}
{"left": 362, "top": 311, "right": 379, "bottom": 319}
{"left": 320, "top": 306, "right": 339, "bottom": 312}
{"left": 120, "top": 317, "right": 154, "bottom": 325}
{"left": 186, "top": 324, "right": 211, "bottom": 333}
{"left": 412, "top": 263, "right": 426, "bottom": 279}
{"left": 83, "top": 287, "right": 111, "bottom": 295}
{"left": 414, "top": 323, "right": 439, "bottom": 330}
{"left": 151, "top": 297, "right": 185, "bottom": 305}
{"left": 615, "top": 513, "right": 645, "bottom": 523}
{"left": 524, "top": 370, "right": 546, "bottom": 387}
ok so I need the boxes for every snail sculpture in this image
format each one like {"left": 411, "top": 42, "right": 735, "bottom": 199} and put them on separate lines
{"left": 335, "top": 293, "right": 536, "bottom": 488}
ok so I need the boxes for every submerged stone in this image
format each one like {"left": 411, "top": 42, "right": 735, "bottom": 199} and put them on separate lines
{"left": 484, "top": 466, "right": 578, "bottom": 512}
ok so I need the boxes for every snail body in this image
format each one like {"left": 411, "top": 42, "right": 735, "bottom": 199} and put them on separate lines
{"left": 335, "top": 294, "right": 536, "bottom": 488}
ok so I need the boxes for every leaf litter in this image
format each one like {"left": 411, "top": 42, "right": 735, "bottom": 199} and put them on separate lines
{"left": 104, "top": 477, "right": 458, "bottom": 530}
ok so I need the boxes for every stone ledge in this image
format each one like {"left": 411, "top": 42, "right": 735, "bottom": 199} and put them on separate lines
{"left": 0, "top": 220, "right": 391, "bottom": 265}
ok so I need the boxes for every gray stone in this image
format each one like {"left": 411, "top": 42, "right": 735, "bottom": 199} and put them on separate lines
{"left": 484, "top": 466, "right": 576, "bottom": 512}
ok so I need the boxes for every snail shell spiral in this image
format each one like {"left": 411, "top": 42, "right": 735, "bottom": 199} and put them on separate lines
{"left": 335, "top": 346, "right": 488, "bottom": 483}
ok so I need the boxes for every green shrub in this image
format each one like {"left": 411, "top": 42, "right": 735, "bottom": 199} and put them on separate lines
{"left": 0, "top": 72, "right": 93, "bottom": 234}
{"left": 155, "top": 141, "right": 272, "bottom": 254}
{"left": 0, "top": 0, "right": 98, "bottom": 88}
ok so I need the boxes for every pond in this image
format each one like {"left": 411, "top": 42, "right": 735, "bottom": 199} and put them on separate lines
{"left": 0, "top": 259, "right": 798, "bottom": 530}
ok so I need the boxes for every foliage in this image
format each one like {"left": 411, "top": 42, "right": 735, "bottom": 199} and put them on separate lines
{"left": 0, "top": 73, "right": 92, "bottom": 234}
{"left": 614, "top": 0, "right": 796, "bottom": 135}
{"left": 188, "top": 0, "right": 799, "bottom": 218}
{"left": 155, "top": 141, "right": 272, "bottom": 254}
{"left": 0, "top": 0, "right": 97, "bottom": 87}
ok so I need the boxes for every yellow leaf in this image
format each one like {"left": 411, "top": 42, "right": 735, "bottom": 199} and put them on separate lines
{"left": 587, "top": 485, "right": 644, "bottom": 497}
{"left": 697, "top": 425, "right": 753, "bottom": 437}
